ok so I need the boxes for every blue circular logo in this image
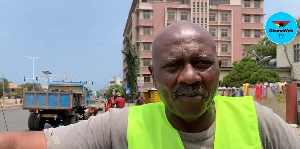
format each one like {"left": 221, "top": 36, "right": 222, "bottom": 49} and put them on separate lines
{"left": 265, "top": 12, "right": 298, "bottom": 44}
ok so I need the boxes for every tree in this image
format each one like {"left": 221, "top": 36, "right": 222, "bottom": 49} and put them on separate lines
{"left": 221, "top": 61, "right": 280, "bottom": 87}
{"left": 121, "top": 36, "right": 140, "bottom": 95}
{"left": 296, "top": 18, "right": 300, "bottom": 27}
{"left": 0, "top": 78, "right": 9, "bottom": 98}
{"left": 105, "top": 84, "right": 124, "bottom": 99}
{"left": 244, "top": 36, "right": 276, "bottom": 60}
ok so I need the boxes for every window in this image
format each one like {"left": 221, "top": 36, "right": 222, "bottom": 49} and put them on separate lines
{"left": 243, "top": 45, "right": 251, "bottom": 53}
{"left": 181, "top": 12, "right": 188, "bottom": 20}
{"left": 244, "top": 30, "right": 251, "bottom": 37}
{"left": 254, "top": 0, "right": 260, "bottom": 8}
{"left": 143, "top": 43, "right": 151, "bottom": 51}
{"left": 254, "top": 15, "right": 260, "bottom": 23}
{"left": 294, "top": 44, "right": 300, "bottom": 63}
{"left": 201, "top": 18, "right": 203, "bottom": 24}
{"left": 244, "top": 15, "right": 251, "bottom": 22}
{"left": 220, "top": 59, "right": 229, "bottom": 67}
{"left": 221, "top": 14, "right": 228, "bottom": 22}
{"left": 143, "top": 74, "right": 151, "bottom": 82}
{"left": 221, "top": 44, "right": 228, "bottom": 52}
{"left": 197, "top": 18, "right": 199, "bottom": 24}
{"left": 193, "top": 17, "right": 195, "bottom": 23}
{"left": 244, "top": 0, "right": 250, "bottom": 7}
{"left": 143, "top": 11, "right": 150, "bottom": 19}
{"left": 209, "top": 13, "right": 216, "bottom": 21}
{"left": 143, "top": 27, "right": 151, "bottom": 35}
{"left": 221, "top": 29, "right": 228, "bottom": 37}
{"left": 204, "top": 2, "right": 207, "bottom": 12}
{"left": 200, "top": 2, "right": 202, "bottom": 12}
{"left": 254, "top": 30, "right": 261, "bottom": 38}
{"left": 142, "top": 58, "right": 151, "bottom": 66}
{"left": 197, "top": 2, "right": 199, "bottom": 12}
{"left": 209, "top": 28, "right": 216, "bottom": 37}
{"left": 168, "top": 11, "right": 175, "bottom": 20}
{"left": 193, "top": 2, "right": 195, "bottom": 12}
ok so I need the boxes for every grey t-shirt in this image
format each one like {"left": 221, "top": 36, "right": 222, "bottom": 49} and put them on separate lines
{"left": 44, "top": 102, "right": 300, "bottom": 149}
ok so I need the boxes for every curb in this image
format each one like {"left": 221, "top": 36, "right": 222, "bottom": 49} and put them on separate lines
{"left": 0, "top": 104, "right": 22, "bottom": 109}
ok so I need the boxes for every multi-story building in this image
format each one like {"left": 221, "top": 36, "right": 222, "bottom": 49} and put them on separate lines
{"left": 122, "top": 0, "right": 264, "bottom": 91}
{"left": 277, "top": 29, "right": 300, "bottom": 86}
{"left": 108, "top": 76, "right": 123, "bottom": 87}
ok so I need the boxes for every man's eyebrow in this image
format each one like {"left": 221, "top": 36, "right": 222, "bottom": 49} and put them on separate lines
{"left": 195, "top": 54, "right": 218, "bottom": 61}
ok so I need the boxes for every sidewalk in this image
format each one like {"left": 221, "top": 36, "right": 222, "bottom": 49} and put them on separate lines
{"left": 0, "top": 99, "right": 22, "bottom": 108}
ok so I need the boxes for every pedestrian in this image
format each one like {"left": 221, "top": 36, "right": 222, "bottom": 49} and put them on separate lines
{"left": 0, "top": 20, "right": 299, "bottom": 148}
{"left": 148, "top": 97, "right": 151, "bottom": 103}
{"left": 114, "top": 92, "right": 125, "bottom": 108}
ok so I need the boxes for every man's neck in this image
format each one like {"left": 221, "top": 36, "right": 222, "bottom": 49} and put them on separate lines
{"left": 165, "top": 106, "right": 215, "bottom": 133}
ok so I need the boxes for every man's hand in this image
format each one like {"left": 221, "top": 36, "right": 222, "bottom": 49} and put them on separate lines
{"left": 0, "top": 131, "right": 46, "bottom": 149}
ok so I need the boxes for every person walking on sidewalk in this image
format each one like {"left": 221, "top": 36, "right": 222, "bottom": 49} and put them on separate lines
{"left": 114, "top": 92, "right": 125, "bottom": 108}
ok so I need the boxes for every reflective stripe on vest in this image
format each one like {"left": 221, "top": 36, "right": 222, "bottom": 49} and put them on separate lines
{"left": 127, "top": 96, "right": 261, "bottom": 149}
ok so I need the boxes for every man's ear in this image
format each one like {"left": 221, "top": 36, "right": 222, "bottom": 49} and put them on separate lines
{"left": 148, "top": 64, "right": 156, "bottom": 85}
{"left": 218, "top": 60, "right": 222, "bottom": 67}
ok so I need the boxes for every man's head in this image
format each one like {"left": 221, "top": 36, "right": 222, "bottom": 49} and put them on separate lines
{"left": 117, "top": 92, "right": 121, "bottom": 97}
{"left": 149, "top": 21, "right": 220, "bottom": 121}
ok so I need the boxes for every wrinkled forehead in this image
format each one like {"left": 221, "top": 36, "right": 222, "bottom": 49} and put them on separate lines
{"left": 152, "top": 27, "right": 216, "bottom": 62}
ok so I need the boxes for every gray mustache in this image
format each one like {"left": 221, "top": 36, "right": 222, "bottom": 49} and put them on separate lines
{"left": 172, "top": 84, "right": 209, "bottom": 98}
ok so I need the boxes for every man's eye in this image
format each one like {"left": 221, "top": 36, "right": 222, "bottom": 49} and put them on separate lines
{"left": 194, "top": 61, "right": 213, "bottom": 67}
{"left": 165, "top": 63, "right": 180, "bottom": 68}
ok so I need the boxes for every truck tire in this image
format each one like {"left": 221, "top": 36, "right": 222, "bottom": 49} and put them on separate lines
{"left": 63, "top": 116, "right": 76, "bottom": 126}
{"left": 28, "top": 113, "right": 35, "bottom": 131}
{"left": 33, "top": 114, "right": 45, "bottom": 131}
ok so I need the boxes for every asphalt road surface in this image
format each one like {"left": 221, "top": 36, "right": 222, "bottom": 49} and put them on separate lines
{"left": 0, "top": 107, "right": 30, "bottom": 133}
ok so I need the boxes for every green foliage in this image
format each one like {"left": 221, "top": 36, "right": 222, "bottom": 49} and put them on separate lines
{"left": 19, "top": 83, "right": 43, "bottom": 92}
{"left": 244, "top": 36, "right": 276, "bottom": 60}
{"left": 222, "top": 61, "right": 280, "bottom": 87}
{"left": 105, "top": 84, "right": 124, "bottom": 99}
{"left": 121, "top": 36, "right": 140, "bottom": 95}
{"left": 296, "top": 18, "right": 300, "bottom": 27}
{"left": 0, "top": 78, "right": 9, "bottom": 98}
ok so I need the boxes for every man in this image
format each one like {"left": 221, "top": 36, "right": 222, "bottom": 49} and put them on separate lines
{"left": 105, "top": 97, "right": 114, "bottom": 112}
{"left": 0, "top": 21, "right": 299, "bottom": 149}
{"left": 114, "top": 92, "right": 125, "bottom": 108}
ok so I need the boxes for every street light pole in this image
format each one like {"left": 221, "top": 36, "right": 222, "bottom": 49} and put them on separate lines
{"left": 2, "top": 75, "right": 4, "bottom": 104}
{"left": 26, "top": 56, "right": 39, "bottom": 91}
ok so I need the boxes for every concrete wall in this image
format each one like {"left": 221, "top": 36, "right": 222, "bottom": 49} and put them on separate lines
{"left": 216, "top": 86, "right": 286, "bottom": 121}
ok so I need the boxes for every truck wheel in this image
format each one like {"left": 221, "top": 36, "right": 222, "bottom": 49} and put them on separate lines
{"left": 63, "top": 115, "right": 76, "bottom": 126}
{"left": 28, "top": 113, "right": 35, "bottom": 131}
{"left": 69, "top": 115, "right": 76, "bottom": 124}
{"left": 33, "top": 114, "right": 45, "bottom": 131}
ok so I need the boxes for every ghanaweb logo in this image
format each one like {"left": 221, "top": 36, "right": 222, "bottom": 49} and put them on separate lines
{"left": 265, "top": 12, "right": 297, "bottom": 44}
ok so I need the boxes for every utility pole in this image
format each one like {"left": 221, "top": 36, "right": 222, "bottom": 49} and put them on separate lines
{"left": 2, "top": 75, "right": 4, "bottom": 104}
{"left": 26, "top": 56, "right": 39, "bottom": 91}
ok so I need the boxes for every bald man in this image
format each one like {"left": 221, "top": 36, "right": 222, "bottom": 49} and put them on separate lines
{"left": 0, "top": 21, "right": 299, "bottom": 149}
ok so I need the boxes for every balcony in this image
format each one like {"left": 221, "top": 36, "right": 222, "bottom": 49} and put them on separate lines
{"left": 139, "top": 67, "right": 151, "bottom": 73}
{"left": 219, "top": 37, "right": 231, "bottom": 41}
{"left": 138, "top": 35, "right": 154, "bottom": 42}
{"left": 242, "top": 8, "right": 264, "bottom": 15}
{"left": 137, "top": 19, "right": 154, "bottom": 27}
{"left": 167, "top": 19, "right": 177, "bottom": 25}
{"left": 242, "top": 38, "right": 261, "bottom": 44}
{"left": 140, "top": 51, "right": 152, "bottom": 58}
{"left": 136, "top": 3, "right": 153, "bottom": 13}
{"left": 242, "top": 23, "right": 264, "bottom": 30}
{"left": 219, "top": 21, "right": 231, "bottom": 25}
{"left": 219, "top": 52, "right": 231, "bottom": 56}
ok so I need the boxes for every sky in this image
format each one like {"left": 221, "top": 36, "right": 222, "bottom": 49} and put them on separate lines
{"left": 0, "top": 0, "right": 299, "bottom": 91}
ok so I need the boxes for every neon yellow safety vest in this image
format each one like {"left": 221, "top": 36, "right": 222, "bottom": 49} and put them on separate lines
{"left": 127, "top": 96, "right": 261, "bottom": 149}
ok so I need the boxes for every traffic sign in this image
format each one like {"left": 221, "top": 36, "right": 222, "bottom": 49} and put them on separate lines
{"left": 126, "top": 88, "right": 131, "bottom": 94}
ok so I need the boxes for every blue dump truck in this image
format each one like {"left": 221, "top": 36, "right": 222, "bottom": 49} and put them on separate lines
{"left": 22, "top": 81, "right": 91, "bottom": 131}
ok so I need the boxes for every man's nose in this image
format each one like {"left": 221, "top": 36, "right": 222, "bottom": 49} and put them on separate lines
{"left": 177, "top": 64, "right": 202, "bottom": 84}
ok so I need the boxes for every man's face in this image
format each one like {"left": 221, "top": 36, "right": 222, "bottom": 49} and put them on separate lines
{"left": 149, "top": 24, "right": 220, "bottom": 121}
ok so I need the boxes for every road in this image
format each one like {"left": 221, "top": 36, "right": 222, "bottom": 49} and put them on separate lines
{"left": 0, "top": 102, "right": 136, "bottom": 133}
{"left": 0, "top": 107, "right": 29, "bottom": 133}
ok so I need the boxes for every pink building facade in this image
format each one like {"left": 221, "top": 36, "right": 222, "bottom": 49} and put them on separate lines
{"left": 123, "top": 0, "right": 264, "bottom": 91}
